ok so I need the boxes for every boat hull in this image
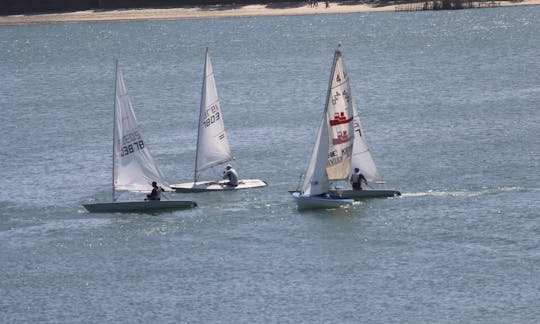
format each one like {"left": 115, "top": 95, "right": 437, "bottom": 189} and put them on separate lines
{"left": 83, "top": 200, "right": 197, "bottom": 213}
{"left": 170, "top": 179, "right": 267, "bottom": 193}
{"left": 329, "top": 189, "right": 401, "bottom": 200}
{"left": 291, "top": 192, "right": 353, "bottom": 210}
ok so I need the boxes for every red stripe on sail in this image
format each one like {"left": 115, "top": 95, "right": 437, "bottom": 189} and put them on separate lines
{"left": 332, "top": 131, "right": 351, "bottom": 145}
{"left": 329, "top": 112, "right": 353, "bottom": 126}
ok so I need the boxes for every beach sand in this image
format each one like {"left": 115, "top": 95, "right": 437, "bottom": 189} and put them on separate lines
{"left": 1, "top": 1, "right": 539, "bottom": 25}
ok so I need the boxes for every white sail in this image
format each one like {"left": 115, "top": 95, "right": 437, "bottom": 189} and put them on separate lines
{"left": 302, "top": 47, "right": 354, "bottom": 195}
{"left": 325, "top": 49, "right": 355, "bottom": 180}
{"left": 350, "top": 100, "right": 383, "bottom": 182}
{"left": 113, "top": 63, "right": 169, "bottom": 193}
{"left": 194, "top": 48, "right": 233, "bottom": 181}
{"left": 301, "top": 117, "right": 331, "bottom": 196}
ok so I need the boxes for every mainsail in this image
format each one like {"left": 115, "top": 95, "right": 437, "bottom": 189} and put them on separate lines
{"left": 325, "top": 49, "right": 355, "bottom": 180}
{"left": 113, "top": 62, "right": 169, "bottom": 194}
{"left": 302, "top": 47, "right": 355, "bottom": 195}
{"left": 194, "top": 48, "right": 233, "bottom": 181}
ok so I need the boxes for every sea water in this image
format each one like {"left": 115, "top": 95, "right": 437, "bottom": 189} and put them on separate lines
{"left": 1, "top": 6, "right": 539, "bottom": 323}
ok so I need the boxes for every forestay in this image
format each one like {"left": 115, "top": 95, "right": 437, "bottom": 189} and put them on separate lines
{"left": 194, "top": 48, "right": 233, "bottom": 181}
{"left": 113, "top": 63, "right": 169, "bottom": 193}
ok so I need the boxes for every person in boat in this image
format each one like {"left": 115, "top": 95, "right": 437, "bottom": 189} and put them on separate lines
{"left": 222, "top": 164, "right": 238, "bottom": 187}
{"left": 146, "top": 181, "right": 164, "bottom": 201}
{"left": 350, "top": 168, "right": 368, "bottom": 191}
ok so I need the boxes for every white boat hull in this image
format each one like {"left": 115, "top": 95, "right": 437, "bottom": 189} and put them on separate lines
{"left": 291, "top": 192, "right": 353, "bottom": 210}
{"left": 170, "top": 179, "right": 267, "bottom": 193}
{"left": 329, "top": 189, "right": 401, "bottom": 199}
{"left": 83, "top": 200, "right": 197, "bottom": 213}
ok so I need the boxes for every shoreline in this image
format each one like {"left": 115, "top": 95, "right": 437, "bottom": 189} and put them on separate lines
{"left": 1, "top": 1, "right": 539, "bottom": 25}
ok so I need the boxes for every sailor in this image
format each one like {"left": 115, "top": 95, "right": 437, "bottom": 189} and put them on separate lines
{"left": 350, "top": 168, "right": 367, "bottom": 191}
{"left": 222, "top": 164, "right": 238, "bottom": 187}
{"left": 146, "top": 181, "right": 164, "bottom": 201}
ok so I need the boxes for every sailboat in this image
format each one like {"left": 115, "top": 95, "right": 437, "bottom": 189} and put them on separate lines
{"left": 328, "top": 100, "right": 401, "bottom": 199}
{"left": 291, "top": 45, "right": 356, "bottom": 210}
{"left": 83, "top": 61, "right": 197, "bottom": 213}
{"left": 170, "top": 48, "right": 267, "bottom": 193}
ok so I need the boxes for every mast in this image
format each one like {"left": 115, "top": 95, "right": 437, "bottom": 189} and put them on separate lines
{"left": 194, "top": 48, "right": 208, "bottom": 183}
{"left": 324, "top": 44, "right": 341, "bottom": 121}
{"left": 112, "top": 60, "right": 119, "bottom": 202}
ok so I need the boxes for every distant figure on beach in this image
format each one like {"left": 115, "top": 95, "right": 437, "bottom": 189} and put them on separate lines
{"left": 146, "top": 181, "right": 164, "bottom": 200}
{"left": 326, "top": 0, "right": 329, "bottom": 8}
{"left": 222, "top": 164, "right": 239, "bottom": 187}
{"left": 350, "top": 168, "right": 368, "bottom": 191}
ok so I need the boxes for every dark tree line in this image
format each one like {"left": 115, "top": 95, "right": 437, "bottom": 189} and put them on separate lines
{"left": 0, "top": 0, "right": 506, "bottom": 15}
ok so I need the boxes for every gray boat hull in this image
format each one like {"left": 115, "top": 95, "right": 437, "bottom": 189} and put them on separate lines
{"left": 83, "top": 200, "right": 197, "bottom": 213}
{"left": 291, "top": 192, "right": 353, "bottom": 210}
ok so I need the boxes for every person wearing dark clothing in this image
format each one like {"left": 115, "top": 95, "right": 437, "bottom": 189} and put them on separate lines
{"left": 146, "top": 181, "right": 164, "bottom": 200}
{"left": 350, "top": 168, "right": 367, "bottom": 190}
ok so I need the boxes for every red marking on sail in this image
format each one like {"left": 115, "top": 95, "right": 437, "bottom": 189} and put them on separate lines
{"left": 332, "top": 130, "right": 351, "bottom": 145}
{"left": 336, "top": 74, "right": 341, "bottom": 82}
{"left": 329, "top": 112, "right": 353, "bottom": 126}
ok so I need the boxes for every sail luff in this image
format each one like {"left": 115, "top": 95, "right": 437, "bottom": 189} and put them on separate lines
{"left": 194, "top": 48, "right": 208, "bottom": 183}
{"left": 112, "top": 60, "right": 119, "bottom": 202}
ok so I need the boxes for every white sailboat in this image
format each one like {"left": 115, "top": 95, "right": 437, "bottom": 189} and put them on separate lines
{"left": 170, "top": 48, "right": 267, "bottom": 193}
{"left": 83, "top": 61, "right": 197, "bottom": 213}
{"left": 292, "top": 45, "right": 355, "bottom": 210}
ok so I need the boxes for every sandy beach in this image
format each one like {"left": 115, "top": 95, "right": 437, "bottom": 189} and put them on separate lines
{"left": 1, "top": 1, "right": 539, "bottom": 25}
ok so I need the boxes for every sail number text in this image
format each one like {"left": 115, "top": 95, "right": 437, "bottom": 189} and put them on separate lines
{"left": 119, "top": 131, "right": 145, "bottom": 157}
{"left": 202, "top": 104, "right": 221, "bottom": 128}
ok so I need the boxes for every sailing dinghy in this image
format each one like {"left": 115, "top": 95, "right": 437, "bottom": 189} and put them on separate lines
{"left": 292, "top": 46, "right": 356, "bottom": 210}
{"left": 292, "top": 46, "right": 400, "bottom": 205}
{"left": 83, "top": 62, "right": 197, "bottom": 213}
{"left": 170, "top": 48, "right": 267, "bottom": 193}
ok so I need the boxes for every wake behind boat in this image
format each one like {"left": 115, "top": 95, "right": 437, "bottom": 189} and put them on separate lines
{"left": 328, "top": 188, "right": 401, "bottom": 199}
{"left": 83, "top": 61, "right": 197, "bottom": 213}
{"left": 170, "top": 48, "right": 267, "bottom": 193}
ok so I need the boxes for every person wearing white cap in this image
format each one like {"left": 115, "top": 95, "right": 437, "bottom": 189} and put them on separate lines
{"left": 222, "top": 164, "right": 238, "bottom": 187}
